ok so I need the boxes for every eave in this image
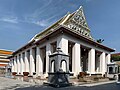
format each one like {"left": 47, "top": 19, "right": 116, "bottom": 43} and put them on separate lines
{"left": 35, "top": 25, "right": 115, "bottom": 52}
{"left": 60, "top": 26, "right": 115, "bottom": 52}
{"left": 13, "top": 25, "right": 115, "bottom": 55}
{"left": 13, "top": 40, "right": 35, "bottom": 55}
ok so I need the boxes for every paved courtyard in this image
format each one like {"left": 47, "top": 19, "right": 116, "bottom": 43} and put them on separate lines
{"left": 16, "top": 83, "right": 120, "bottom": 90}
{"left": 0, "top": 77, "right": 36, "bottom": 90}
{"left": 0, "top": 76, "right": 120, "bottom": 90}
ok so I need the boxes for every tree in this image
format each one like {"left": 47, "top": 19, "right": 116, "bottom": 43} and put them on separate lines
{"left": 111, "top": 55, "right": 120, "bottom": 61}
{"left": 96, "top": 39, "right": 104, "bottom": 43}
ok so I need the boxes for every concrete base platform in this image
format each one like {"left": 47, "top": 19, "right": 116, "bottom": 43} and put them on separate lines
{"left": 43, "top": 82, "right": 72, "bottom": 88}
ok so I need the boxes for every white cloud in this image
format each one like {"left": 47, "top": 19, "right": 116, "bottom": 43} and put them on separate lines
{"left": 0, "top": 16, "right": 18, "bottom": 23}
{"left": 33, "top": 20, "right": 49, "bottom": 27}
{"left": 32, "top": 15, "right": 59, "bottom": 27}
{"left": 30, "top": 0, "right": 53, "bottom": 18}
{"left": 0, "top": 16, "right": 49, "bottom": 27}
{"left": 23, "top": 13, "right": 60, "bottom": 27}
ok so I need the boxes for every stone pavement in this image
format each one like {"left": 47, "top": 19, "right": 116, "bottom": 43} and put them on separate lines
{"left": 0, "top": 77, "right": 36, "bottom": 90}
{"left": 0, "top": 76, "right": 118, "bottom": 90}
{"left": 77, "top": 80, "right": 116, "bottom": 87}
{"left": 16, "top": 83, "right": 120, "bottom": 90}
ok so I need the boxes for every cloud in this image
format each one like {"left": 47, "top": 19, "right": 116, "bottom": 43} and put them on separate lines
{"left": 0, "top": 16, "right": 50, "bottom": 27}
{"left": 23, "top": 13, "right": 60, "bottom": 27}
{"left": 0, "top": 16, "right": 18, "bottom": 23}
{"left": 33, "top": 20, "right": 49, "bottom": 27}
{"left": 29, "top": 0, "right": 53, "bottom": 18}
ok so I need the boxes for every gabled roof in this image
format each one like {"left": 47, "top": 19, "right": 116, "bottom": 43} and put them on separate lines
{"left": 34, "top": 25, "right": 114, "bottom": 52}
{"left": 13, "top": 25, "right": 115, "bottom": 55}
{"left": 12, "top": 6, "right": 115, "bottom": 55}
{"left": 64, "top": 6, "right": 90, "bottom": 29}
{"left": 32, "top": 6, "right": 93, "bottom": 41}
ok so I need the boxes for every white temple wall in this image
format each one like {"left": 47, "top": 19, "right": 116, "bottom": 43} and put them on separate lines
{"left": 11, "top": 33, "right": 111, "bottom": 77}
{"left": 60, "top": 34, "right": 111, "bottom": 75}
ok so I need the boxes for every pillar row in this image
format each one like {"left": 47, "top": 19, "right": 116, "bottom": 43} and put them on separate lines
{"left": 14, "top": 57, "right": 17, "bottom": 72}
{"left": 100, "top": 52, "right": 106, "bottom": 75}
{"left": 106, "top": 54, "right": 111, "bottom": 64}
{"left": 46, "top": 43, "right": 51, "bottom": 75}
{"left": 57, "top": 37, "right": 68, "bottom": 55}
{"left": 11, "top": 59, "right": 15, "bottom": 72}
{"left": 17, "top": 55, "right": 20, "bottom": 75}
{"left": 36, "top": 47, "right": 43, "bottom": 76}
{"left": 30, "top": 48, "right": 35, "bottom": 76}
{"left": 72, "top": 43, "right": 81, "bottom": 76}
{"left": 57, "top": 37, "right": 68, "bottom": 72}
{"left": 88, "top": 48, "right": 95, "bottom": 74}
{"left": 25, "top": 51, "right": 29, "bottom": 72}
{"left": 20, "top": 53, "right": 24, "bottom": 75}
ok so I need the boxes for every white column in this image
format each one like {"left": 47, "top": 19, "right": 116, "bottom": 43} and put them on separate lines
{"left": 105, "top": 54, "right": 111, "bottom": 73}
{"left": 88, "top": 48, "right": 95, "bottom": 74}
{"left": 25, "top": 51, "right": 29, "bottom": 72}
{"left": 57, "top": 37, "right": 68, "bottom": 72}
{"left": 100, "top": 52, "right": 106, "bottom": 74}
{"left": 36, "top": 47, "right": 43, "bottom": 76}
{"left": 20, "top": 53, "right": 24, "bottom": 75}
{"left": 17, "top": 55, "right": 20, "bottom": 75}
{"left": 14, "top": 57, "right": 17, "bottom": 72}
{"left": 72, "top": 43, "right": 81, "bottom": 76}
{"left": 57, "top": 37, "right": 68, "bottom": 55}
{"left": 11, "top": 59, "right": 15, "bottom": 72}
{"left": 46, "top": 43, "right": 51, "bottom": 75}
{"left": 30, "top": 48, "right": 35, "bottom": 76}
{"left": 106, "top": 54, "right": 111, "bottom": 64}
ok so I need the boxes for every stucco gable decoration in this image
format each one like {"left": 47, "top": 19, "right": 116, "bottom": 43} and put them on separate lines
{"left": 72, "top": 6, "right": 89, "bottom": 28}
{"left": 32, "top": 6, "right": 93, "bottom": 41}
{"left": 64, "top": 6, "right": 93, "bottom": 40}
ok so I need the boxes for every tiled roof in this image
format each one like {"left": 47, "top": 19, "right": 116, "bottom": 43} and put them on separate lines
{"left": 0, "top": 50, "right": 13, "bottom": 55}
{"left": 112, "top": 53, "right": 120, "bottom": 56}
{"left": 0, "top": 64, "right": 7, "bottom": 67}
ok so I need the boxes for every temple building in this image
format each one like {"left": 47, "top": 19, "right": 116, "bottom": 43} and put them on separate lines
{"left": 9, "top": 6, "right": 115, "bottom": 77}
{"left": 0, "top": 50, "right": 12, "bottom": 74}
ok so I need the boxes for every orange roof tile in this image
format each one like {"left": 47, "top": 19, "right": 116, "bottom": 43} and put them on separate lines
{"left": 0, "top": 64, "right": 7, "bottom": 67}
{"left": 0, "top": 50, "right": 13, "bottom": 55}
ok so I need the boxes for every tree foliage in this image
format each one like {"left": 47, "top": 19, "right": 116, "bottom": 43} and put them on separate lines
{"left": 96, "top": 39, "right": 104, "bottom": 43}
{"left": 111, "top": 55, "right": 120, "bottom": 61}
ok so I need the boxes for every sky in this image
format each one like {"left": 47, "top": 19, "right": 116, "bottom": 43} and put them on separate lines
{"left": 0, "top": 0, "right": 120, "bottom": 52}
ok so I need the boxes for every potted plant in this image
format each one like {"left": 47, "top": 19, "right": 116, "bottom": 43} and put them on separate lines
{"left": 23, "top": 72, "right": 29, "bottom": 76}
{"left": 12, "top": 72, "right": 17, "bottom": 76}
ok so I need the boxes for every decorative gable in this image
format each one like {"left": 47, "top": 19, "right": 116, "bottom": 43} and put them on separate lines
{"left": 72, "top": 6, "right": 89, "bottom": 28}
{"left": 63, "top": 6, "right": 93, "bottom": 40}
{"left": 33, "top": 6, "right": 93, "bottom": 41}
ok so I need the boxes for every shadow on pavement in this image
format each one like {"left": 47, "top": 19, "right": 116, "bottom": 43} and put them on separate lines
{"left": 16, "top": 83, "right": 120, "bottom": 90}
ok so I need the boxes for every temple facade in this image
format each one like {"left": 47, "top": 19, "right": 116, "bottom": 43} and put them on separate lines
{"left": 0, "top": 50, "right": 12, "bottom": 74}
{"left": 9, "top": 6, "right": 115, "bottom": 77}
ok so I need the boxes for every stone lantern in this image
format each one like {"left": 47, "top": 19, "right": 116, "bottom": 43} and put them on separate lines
{"left": 47, "top": 48, "right": 72, "bottom": 87}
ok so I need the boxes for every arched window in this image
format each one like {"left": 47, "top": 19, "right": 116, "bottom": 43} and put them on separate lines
{"left": 60, "top": 60, "right": 67, "bottom": 72}
{"left": 51, "top": 60, "right": 55, "bottom": 72}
